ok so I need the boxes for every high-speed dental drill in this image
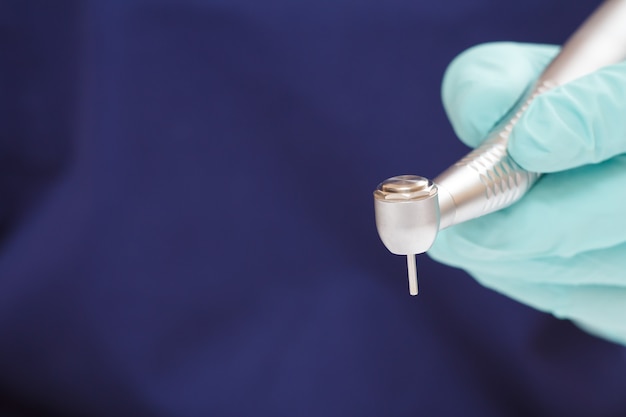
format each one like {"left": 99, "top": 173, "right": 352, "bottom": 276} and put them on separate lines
{"left": 373, "top": 0, "right": 626, "bottom": 296}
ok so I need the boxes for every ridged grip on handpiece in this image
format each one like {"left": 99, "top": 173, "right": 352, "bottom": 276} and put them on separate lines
{"left": 435, "top": 136, "right": 540, "bottom": 229}
{"left": 434, "top": 82, "right": 549, "bottom": 229}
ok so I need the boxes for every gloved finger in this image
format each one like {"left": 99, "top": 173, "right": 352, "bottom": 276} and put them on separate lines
{"left": 442, "top": 42, "right": 559, "bottom": 148}
{"left": 557, "top": 285, "right": 626, "bottom": 346}
{"left": 457, "top": 253, "right": 626, "bottom": 346}
{"left": 509, "top": 59, "right": 626, "bottom": 172}
{"left": 427, "top": 154, "right": 626, "bottom": 260}
{"left": 473, "top": 276, "right": 626, "bottom": 346}
{"left": 430, "top": 239, "right": 626, "bottom": 287}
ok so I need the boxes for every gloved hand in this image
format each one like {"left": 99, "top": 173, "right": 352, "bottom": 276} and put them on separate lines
{"left": 428, "top": 42, "right": 626, "bottom": 346}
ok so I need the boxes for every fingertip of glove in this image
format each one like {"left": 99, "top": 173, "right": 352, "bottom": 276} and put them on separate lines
{"left": 426, "top": 229, "right": 464, "bottom": 266}
{"left": 427, "top": 222, "right": 499, "bottom": 267}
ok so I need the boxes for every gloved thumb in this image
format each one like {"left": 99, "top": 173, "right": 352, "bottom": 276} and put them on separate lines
{"left": 509, "top": 60, "right": 626, "bottom": 173}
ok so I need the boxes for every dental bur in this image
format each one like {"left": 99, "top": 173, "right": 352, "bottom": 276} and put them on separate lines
{"left": 373, "top": 0, "right": 626, "bottom": 295}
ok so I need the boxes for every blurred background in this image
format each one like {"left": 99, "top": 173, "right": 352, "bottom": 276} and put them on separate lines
{"left": 1, "top": 0, "right": 625, "bottom": 416}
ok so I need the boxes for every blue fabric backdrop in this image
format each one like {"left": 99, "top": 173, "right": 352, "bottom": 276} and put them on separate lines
{"left": 1, "top": 0, "right": 625, "bottom": 416}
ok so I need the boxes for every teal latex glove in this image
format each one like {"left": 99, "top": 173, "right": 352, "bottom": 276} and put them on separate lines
{"left": 428, "top": 42, "right": 626, "bottom": 346}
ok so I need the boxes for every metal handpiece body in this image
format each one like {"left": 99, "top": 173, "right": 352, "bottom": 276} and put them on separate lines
{"left": 374, "top": 0, "right": 626, "bottom": 294}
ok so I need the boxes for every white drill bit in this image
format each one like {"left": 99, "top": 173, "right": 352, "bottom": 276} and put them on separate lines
{"left": 407, "top": 253, "right": 418, "bottom": 296}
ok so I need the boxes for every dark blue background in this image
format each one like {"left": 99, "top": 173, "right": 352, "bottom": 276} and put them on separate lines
{"left": 1, "top": 1, "right": 625, "bottom": 416}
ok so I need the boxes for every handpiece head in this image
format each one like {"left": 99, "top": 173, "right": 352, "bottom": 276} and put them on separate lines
{"left": 373, "top": 175, "right": 440, "bottom": 295}
{"left": 373, "top": 175, "right": 440, "bottom": 255}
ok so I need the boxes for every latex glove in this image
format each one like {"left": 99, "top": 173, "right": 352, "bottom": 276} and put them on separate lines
{"left": 428, "top": 42, "right": 626, "bottom": 346}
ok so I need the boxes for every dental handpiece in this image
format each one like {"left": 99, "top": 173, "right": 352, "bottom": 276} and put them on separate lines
{"left": 373, "top": 0, "right": 626, "bottom": 296}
